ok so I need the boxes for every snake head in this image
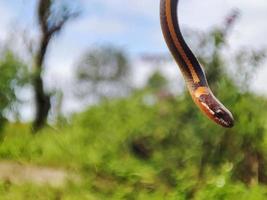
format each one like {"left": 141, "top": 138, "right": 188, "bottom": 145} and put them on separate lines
{"left": 196, "top": 92, "right": 234, "bottom": 128}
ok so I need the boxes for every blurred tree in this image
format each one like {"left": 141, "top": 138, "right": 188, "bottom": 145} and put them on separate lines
{"left": 75, "top": 45, "right": 131, "bottom": 102}
{"left": 190, "top": 10, "right": 240, "bottom": 88}
{"left": 33, "top": 0, "right": 79, "bottom": 132}
{"left": 0, "top": 51, "right": 28, "bottom": 130}
{"left": 147, "top": 71, "right": 168, "bottom": 91}
{"left": 234, "top": 49, "right": 266, "bottom": 91}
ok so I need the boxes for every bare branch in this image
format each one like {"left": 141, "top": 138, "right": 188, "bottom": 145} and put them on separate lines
{"left": 38, "top": 0, "right": 51, "bottom": 33}
{"left": 48, "top": 12, "right": 80, "bottom": 36}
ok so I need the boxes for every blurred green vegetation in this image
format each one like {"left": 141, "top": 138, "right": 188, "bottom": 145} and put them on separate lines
{"left": 1, "top": 84, "right": 267, "bottom": 199}
{"left": 0, "top": 51, "right": 29, "bottom": 130}
{"left": 0, "top": 11, "right": 267, "bottom": 200}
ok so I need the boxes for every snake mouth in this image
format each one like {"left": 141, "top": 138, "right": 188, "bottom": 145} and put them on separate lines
{"left": 200, "top": 102, "right": 234, "bottom": 128}
{"left": 213, "top": 109, "right": 234, "bottom": 128}
{"left": 214, "top": 115, "right": 234, "bottom": 128}
{"left": 197, "top": 94, "right": 234, "bottom": 128}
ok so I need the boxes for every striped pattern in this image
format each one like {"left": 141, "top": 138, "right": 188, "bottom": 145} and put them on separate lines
{"left": 160, "top": 0, "right": 234, "bottom": 128}
{"left": 165, "top": 0, "right": 200, "bottom": 83}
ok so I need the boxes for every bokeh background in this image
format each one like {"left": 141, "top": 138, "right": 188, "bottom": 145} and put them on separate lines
{"left": 0, "top": 0, "right": 267, "bottom": 199}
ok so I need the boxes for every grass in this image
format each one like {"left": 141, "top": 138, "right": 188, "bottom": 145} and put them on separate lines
{"left": 0, "top": 92, "right": 267, "bottom": 199}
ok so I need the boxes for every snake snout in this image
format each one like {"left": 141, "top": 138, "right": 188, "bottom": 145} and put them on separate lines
{"left": 214, "top": 108, "right": 234, "bottom": 128}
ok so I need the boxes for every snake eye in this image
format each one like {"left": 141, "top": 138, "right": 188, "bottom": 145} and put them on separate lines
{"left": 215, "top": 109, "right": 224, "bottom": 119}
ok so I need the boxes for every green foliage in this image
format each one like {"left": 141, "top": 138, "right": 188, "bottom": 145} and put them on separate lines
{"left": 0, "top": 51, "right": 28, "bottom": 127}
{"left": 147, "top": 71, "right": 168, "bottom": 91}
{"left": 0, "top": 82, "right": 267, "bottom": 198}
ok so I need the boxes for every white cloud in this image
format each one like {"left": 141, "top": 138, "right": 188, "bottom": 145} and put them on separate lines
{"left": 0, "top": 2, "right": 15, "bottom": 40}
{"left": 80, "top": 0, "right": 158, "bottom": 18}
{"left": 70, "top": 15, "right": 126, "bottom": 36}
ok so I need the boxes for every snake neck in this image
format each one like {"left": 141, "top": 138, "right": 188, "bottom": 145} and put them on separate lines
{"left": 160, "top": 0, "right": 208, "bottom": 86}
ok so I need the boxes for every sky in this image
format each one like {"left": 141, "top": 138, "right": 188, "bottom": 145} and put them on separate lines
{"left": 0, "top": 0, "right": 267, "bottom": 119}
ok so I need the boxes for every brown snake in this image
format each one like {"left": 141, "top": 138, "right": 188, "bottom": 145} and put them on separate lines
{"left": 160, "top": 0, "right": 234, "bottom": 127}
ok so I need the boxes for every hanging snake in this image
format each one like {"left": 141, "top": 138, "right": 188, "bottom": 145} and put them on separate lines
{"left": 160, "top": 0, "right": 234, "bottom": 128}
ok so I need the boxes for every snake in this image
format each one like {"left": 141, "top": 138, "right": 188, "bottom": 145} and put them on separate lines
{"left": 160, "top": 0, "right": 234, "bottom": 128}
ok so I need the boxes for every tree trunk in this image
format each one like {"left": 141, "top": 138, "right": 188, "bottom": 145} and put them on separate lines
{"left": 33, "top": 75, "right": 50, "bottom": 132}
{"left": 234, "top": 147, "right": 260, "bottom": 186}
{"left": 32, "top": 0, "right": 78, "bottom": 132}
{"left": 32, "top": 34, "right": 51, "bottom": 132}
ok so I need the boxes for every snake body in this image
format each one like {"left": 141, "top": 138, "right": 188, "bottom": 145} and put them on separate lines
{"left": 160, "top": 0, "right": 234, "bottom": 127}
